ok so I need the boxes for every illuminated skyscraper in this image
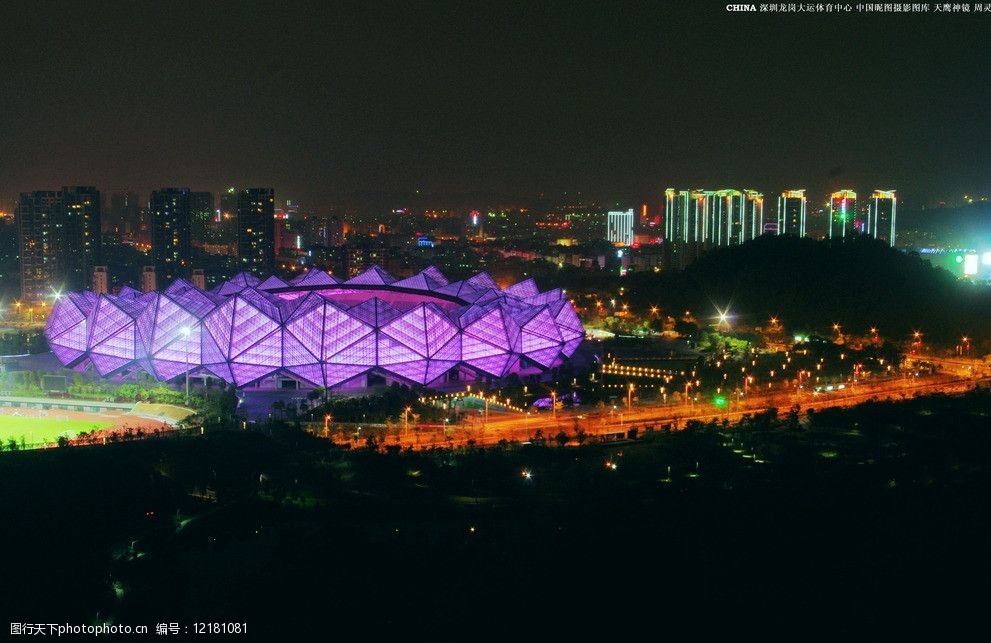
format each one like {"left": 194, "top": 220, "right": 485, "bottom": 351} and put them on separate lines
{"left": 274, "top": 200, "right": 303, "bottom": 255}
{"left": 744, "top": 190, "right": 764, "bottom": 241}
{"left": 220, "top": 187, "right": 238, "bottom": 219}
{"left": 17, "top": 190, "right": 61, "bottom": 301}
{"left": 189, "top": 191, "right": 215, "bottom": 246}
{"left": 16, "top": 187, "right": 102, "bottom": 301}
{"left": 237, "top": 187, "right": 276, "bottom": 273}
{"left": 777, "top": 189, "right": 807, "bottom": 237}
{"left": 606, "top": 209, "right": 634, "bottom": 246}
{"left": 150, "top": 187, "right": 192, "bottom": 283}
{"left": 664, "top": 187, "right": 763, "bottom": 267}
{"left": 60, "top": 186, "right": 102, "bottom": 292}
{"left": 701, "top": 189, "right": 763, "bottom": 245}
{"left": 867, "top": 189, "right": 897, "bottom": 247}
{"left": 829, "top": 189, "right": 857, "bottom": 239}
{"left": 664, "top": 189, "right": 694, "bottom": 245}
{"left": 664, "top": 189, "right": 707, "bottom": 269}
{"left": 702, "top": 190, "right": 734, "bottom": 246}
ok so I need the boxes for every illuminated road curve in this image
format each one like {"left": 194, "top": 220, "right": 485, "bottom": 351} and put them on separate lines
{"left": 388, "top": 374, "right": 986, "bottom": 450}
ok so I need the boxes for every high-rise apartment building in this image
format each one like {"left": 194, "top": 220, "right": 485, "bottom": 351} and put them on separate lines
{"left": 150, "top": 187, "right": 192, "bottom": 283}
{"left": 744, "top": 190, "right": 764, "bottom": 240}
{"left": 274, "top": 200, "right": 303, "bottom": 255}
{"left": 606, "top": 209, "right": 634, "bottom": 246}
{"left": 16, "top": 187, "right": 101, "bottom": 301}
{"left": 60, "top": 186, "right": 102, "bottom": 291}
{"left": 189, "top": 191, "right": 215, "bottom": 247}
{"left": 17, "top": 190, "right": 61, "bottom": 302}
{"left": 220, "top": 187, "right": 238, "bottom": 219}
{"left": 664, "top": 188, "right": 707, "bottom": 270}
{"left": 867, "top": 189, "right": 897, "bottom": 247}
{"left": 777, "top": 189, "right": 807, "bottom": 237}
{"left": 829, "top": 189, "right": 857, "bottom": 239}
{"left": 237, "top": 188, "right": 275, "bottom": 273}
{"left": 665, "top": 187, "right": 763, "bottom": 263}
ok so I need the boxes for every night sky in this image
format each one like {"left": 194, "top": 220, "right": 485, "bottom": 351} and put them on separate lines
{"left": 1, "top": 1, "right": 988, "bottom": 211}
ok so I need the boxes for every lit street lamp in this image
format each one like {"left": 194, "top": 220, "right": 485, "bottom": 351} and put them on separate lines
{"left": 960, "top": 336, "right": 971, "bottom": 356}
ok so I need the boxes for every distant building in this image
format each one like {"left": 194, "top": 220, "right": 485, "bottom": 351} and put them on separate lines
{"left": 189, "top": 191, "right": 215, "bottom": 247}
{"left": 191, "top": 268, "right": 206, "bottom": 290}
{"left": 141, "top": 266, "right": 157, "bottom": 292}
{"left": 92, "top": 266, "right": 109, "bottom": 294}
{"left": 236, "top": 188, "right": 275, "bottom": 273}
{"left": 664, "top": 188, "right": 705, "bottom": 270}
{"left": 777, "top": 189, "right": 807, "bottom": 237}
{"left": 0, "top": 215, "right": 17, "bottom": 299}
{"left": 220, "top": 187, "right": 238, "bottom": 219}
{"left": 108, "top": 191, "right": 140, "bottom": 239}
{"left": 607, "top": 209, "right": 634, "bottom": 246}
{"left": 16, "top": 187, "right": 101, "bottom": 301}
{"left": 665, "top": 189, "right": 699, "bottom": 245}
{"left": 327, "top": 215, "right": 344, "bottom": 246}
{"left": 701, "top": 190, "right": 742, "bottom": 245}
{"left": 274, "top": 202, "right": 304, "bottom": 255}
{"left": 663, "top": 187, "right": 764, "bottom": 268}
{"left": 60, "top": 186, "right": 102, "bottom": 291}
{"left": 17, "top": 190, "right": 61, "bottom": 301}
{"left": 150, "top": 187, "right": 192, "bottom": 283}
{"left": 868, "top": 190, "right": 897, "bottom": 247}
{"left": 829, "top": 189, "right": 857, "bottom": 239}
{"left": 744, "top": 190, "right": 764, "bottom": 240}
{"left": 703, "top": 189, "right": 763, "bottom": 245}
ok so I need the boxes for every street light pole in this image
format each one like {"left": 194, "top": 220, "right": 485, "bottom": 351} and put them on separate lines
{"left": 180, "top": 326, "right": 192, "bottom": 401}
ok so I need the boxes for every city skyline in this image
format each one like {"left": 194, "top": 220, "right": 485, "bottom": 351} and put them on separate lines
{"left": 1, "top": 4, "right": 989, "bottom": 212}
{"left": 9, "top": 178, "right": 917, "bottom": 301}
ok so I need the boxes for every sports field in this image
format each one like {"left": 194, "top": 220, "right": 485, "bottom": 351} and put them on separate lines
{"left": 0, "top": 415, "right": 113, "bottom": 446}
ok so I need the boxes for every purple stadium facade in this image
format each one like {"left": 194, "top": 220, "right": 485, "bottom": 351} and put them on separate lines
{"left": 44, "top": 266, "right": 584, "bottom": 390}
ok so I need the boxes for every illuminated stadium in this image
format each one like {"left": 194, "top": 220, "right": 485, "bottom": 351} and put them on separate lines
{"left": 43, "top": 266, "right": 584, "bottom": 390}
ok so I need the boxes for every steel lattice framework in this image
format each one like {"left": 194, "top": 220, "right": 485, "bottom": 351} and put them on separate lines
{"left": 44, "top": 266, "right": 584, "bottom": 389}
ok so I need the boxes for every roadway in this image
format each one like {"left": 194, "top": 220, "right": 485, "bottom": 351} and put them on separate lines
{"left": 387, "top": 373, "right": 986, "bottom": 450}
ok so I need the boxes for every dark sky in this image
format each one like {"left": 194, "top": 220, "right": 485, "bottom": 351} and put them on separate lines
{"left": 1, "top": 1, "right": 988, "bottom": 212}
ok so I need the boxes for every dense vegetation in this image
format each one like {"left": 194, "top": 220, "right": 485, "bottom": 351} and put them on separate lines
{"left": 4, "top": 388, "right": 991, "bottom": 637}
{"left": 538, "top": 235, "right": 990, "bottom": 346}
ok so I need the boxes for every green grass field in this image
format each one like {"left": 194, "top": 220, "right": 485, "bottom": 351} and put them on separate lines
{"left": 0, "top": 416, "right": 113, "bottom": 446}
